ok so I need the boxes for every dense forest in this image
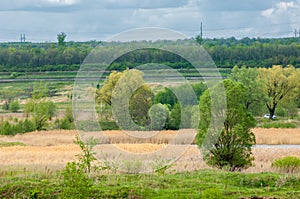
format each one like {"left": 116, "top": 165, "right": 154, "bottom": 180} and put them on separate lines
{"left": 0, "top": 37, "right": 300, "bottom": 72}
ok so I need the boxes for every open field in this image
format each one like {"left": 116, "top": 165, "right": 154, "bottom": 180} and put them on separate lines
{"left": 1, "top": 128, "right": 300, "bottom": 145}
{"left": 0, "top": 128, "right": 299, "bottom": 174}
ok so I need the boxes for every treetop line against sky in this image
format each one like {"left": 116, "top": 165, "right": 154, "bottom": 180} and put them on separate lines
{"left": 1, "top": 0, "right": 300, "bottom": 42}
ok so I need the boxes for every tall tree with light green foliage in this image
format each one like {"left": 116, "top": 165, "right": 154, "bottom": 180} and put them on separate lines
{"left": 258, "top": 65, "right": 300, "bottom": 119}
{"left": 96, "top": 69, "right": 153, "bottom": 130}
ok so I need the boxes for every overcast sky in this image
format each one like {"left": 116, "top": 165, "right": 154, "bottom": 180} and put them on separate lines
{"left": 1, "top": 0, "right": 300, "bottom": 42}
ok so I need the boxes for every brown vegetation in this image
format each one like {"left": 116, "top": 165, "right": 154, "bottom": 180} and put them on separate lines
{"left": 0, "top": 128, "right": 299, "bottom": 173}
{"left": 253, "top": 128, "right": 300, "bottom": 145}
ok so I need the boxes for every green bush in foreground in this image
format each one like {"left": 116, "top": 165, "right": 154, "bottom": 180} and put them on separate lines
{"left": 60, "top": 136, "right": 97, "bottom": 198}
{"left": 272, "top": 156, "right": 300, "bottom": 174}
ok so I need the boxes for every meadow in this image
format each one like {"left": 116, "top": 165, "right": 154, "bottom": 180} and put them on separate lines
{"left": 0, "top": 63, "right": 300, "bottom": 198}
{"left": 0, "top": 129, "right": 300, "bottom": 198}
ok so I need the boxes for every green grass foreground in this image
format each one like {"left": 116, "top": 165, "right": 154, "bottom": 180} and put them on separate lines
{"left": 0, "top": 169, "right": 299, "bottom": 198}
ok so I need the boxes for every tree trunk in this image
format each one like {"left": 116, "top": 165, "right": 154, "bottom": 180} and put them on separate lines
{"left": 266, "top": 103, "right": 276, "bottom": 119}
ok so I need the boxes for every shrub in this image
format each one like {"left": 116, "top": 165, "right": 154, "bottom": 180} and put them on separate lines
{"left": 0, "top": 121, "right": 14, "bottom": 135}
{"left": 99, "top": 121, "right": 119, "bottom": 130}
{"left": 0, "top": 119, "right": 35, "bottom": 135}
{"left": 61, "top": 162, "right": 93, "bottom": 198}
{"left": 60, "top": 136, "right": 97, "bottom": 198}
{"left": 272, "top": 156, "right": 300, "bottom": 174}
{"left": 202, "top": 188, "right": 223, "bottom": 199}
{"left": 22, "top": 119, "right": 35, "bottom": 133}
{"left": 9, "top": 101, "right": 20, "bottom": 113}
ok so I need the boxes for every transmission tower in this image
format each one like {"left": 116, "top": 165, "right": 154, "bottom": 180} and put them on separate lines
{"left": 20, "top": 34, "right": 26, "bottom": 43}
{"left": 200, "top": 22, "right": 203, "bottom": 41}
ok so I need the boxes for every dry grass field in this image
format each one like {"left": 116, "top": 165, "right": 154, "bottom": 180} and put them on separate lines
{"left": 253, "top": 128, "right": 300, "bottom": 144}
{"left": 0, "top": 128, "right": 299, "bottom": 173}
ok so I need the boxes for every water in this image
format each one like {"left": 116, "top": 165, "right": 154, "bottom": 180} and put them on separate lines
{"left": 253, "top": 144, "right": 300, "bottom": 149}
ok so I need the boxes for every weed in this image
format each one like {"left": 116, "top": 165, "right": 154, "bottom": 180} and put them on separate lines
{"left": 150, "top": 158, "right": 174, "bottom": 176}
{"left": 272, "top": 156, "right": 300, "bottom": 174}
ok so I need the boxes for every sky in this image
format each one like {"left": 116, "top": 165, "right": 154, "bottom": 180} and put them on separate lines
{"left": 1, "top": 0, "right": 300, "bottom": 42}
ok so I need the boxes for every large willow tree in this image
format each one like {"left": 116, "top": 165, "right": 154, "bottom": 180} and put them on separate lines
{"left": 258, "top": 65, "right": 300, "bottom": 119}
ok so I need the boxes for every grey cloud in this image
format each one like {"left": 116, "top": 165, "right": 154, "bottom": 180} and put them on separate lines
{"left": 0, "top": 0, "right": 299, "bottom": 41}
{"left": 197, "top": 0, "right": 274, "bottom": 12}
{"left": 0, "top": 0, "right": 189, "bottom": 12}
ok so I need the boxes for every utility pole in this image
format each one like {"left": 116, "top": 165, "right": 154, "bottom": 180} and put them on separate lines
{"left": 295, "top": 29, "right": 298, "bottom": 38}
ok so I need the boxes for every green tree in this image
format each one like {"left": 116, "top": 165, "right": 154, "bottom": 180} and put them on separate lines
{"left": 197, "top": 79, "right": 256, "bottom": 171}
{"left": 25, "top": 99, "right": 56, "bottom": 131}
{"left": 57, "top": 32, "right": 67, "bottom": 47}
{"left": 229, "top": 66, "right": 266, "bottom": 115}
{"left": 24, "top": 83, "right": 57, "bottom": 131}
{"left": 95, "top": 70, "right": 123, "bottom": 106}
{"left": 167, "top": 103, "right": 181, "bottom": 130}
{"left": 99, "top": 69, "right": 152, "bottom": 130}
{"left": 129, "top": 85, "right": 153, "bottom": 127}
{"left": 192, "top": 82, "right": 207, "bottom": 100}
{"left": 148, "top": 103, "right": 169, "bottom": 130}
{"left": 154, "top": 87, "right": 177, "bottom": 108}
{"left": 258, "top": 65, "right": 300, "bottom": 119}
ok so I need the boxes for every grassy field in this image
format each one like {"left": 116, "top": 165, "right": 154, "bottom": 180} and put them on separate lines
{"left": 1, "top": 169, "right": 300, "bottom": 198}
{"left": 0, "top": 129, "right": 300, "bottom": 198}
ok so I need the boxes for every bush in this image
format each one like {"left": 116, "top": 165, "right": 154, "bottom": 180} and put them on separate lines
{"left": 202, "top": 188, "right": 223, "bottom": 199}
{"left": 61, "top": 162, "right": 93, "bottom": 198}
{"left": 0, "top": 119, "right": 35, "bottom": 135}
{"left": 0, "top": 121, "right": 14, "bottom": 135}
{"left": 22, "top": 119, "right": 35, "bottom": 133}
{"left": 9, "top": 101, "right": 20, "bottom": 113}
{"left": 99, "top": 121, "right": 119, "bottom": 130}
{"left": 272, "top": 156, "right": 300, "bottom": 174}
{"left": 60, "top": 136, "right": 96, "bottom": 198}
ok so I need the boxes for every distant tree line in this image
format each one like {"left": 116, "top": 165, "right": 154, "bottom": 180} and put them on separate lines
{"left": 0, "top": 37, "right": 300, "bottom": 72}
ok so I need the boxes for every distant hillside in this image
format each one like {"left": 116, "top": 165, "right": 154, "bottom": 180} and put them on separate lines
{"left": 0, "top": 37, "right": 300, "bottom": 72}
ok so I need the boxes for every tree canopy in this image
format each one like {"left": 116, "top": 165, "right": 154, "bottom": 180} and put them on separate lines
{"left": 229, "top": 66, "right": 266, "bottom": 115}
{"left": 1, "top": 37, "right": 300, "bottom": 72}
{"left": 258, "top": 65, "right": 300, "bottom": 119}
{"left": 197, "top": 79, "right": 256, "bottom": 171}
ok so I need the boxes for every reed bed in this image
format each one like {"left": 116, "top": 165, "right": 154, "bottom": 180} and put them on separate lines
{"left": 1, "top": 128, "right": 299, "bottom": 146}
{"left": 253, "top": 128, "right": 300, "bottom": 145}
{"left": 0, "top": 128, "right": 300, "bottom": 173}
